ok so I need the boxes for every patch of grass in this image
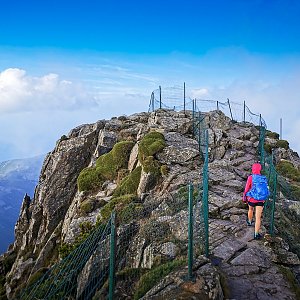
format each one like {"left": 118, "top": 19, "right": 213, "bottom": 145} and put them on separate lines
{"left": 276, "top": 139, "right": 289, "bottom": 150}
{"left": 133, "top": 259, "right": 186, "bottom": 300}
{"left": 276, "top": 161, "right": 300, "bottom": 182}
{"left": 77, "top": 141, "right": 134, "bottom": 192}
{"left": 113, "top": 167, "right": 142, "bottom": 197}
{"left": 278, "top": 265, "right": 300, "bottom": 299}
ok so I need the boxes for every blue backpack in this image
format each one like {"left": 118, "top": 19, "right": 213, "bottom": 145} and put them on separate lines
{"left": 246, "top": 174, "right": 270, "bottom": 201}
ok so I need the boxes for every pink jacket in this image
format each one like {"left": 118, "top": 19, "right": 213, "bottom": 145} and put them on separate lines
{"left": 243, "top": 163, "right": 265, "bottom": 204}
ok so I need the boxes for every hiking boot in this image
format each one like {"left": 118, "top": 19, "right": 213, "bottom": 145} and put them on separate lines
{"left": 254, "top": 233, "right": 263, "bottom": 240}
{"left": 246, "top": 219, "right": 253, "bottom": 226}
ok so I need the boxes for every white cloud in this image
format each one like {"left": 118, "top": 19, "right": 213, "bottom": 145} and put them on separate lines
{"left": 0, "top": 68, "right": 97, "bottom": 113}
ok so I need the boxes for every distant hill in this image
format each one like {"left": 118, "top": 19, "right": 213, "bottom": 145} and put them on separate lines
{"left": 0, "top": 155, "right": 44, "bottom": 254}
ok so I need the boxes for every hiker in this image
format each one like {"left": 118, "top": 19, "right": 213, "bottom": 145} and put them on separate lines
{"left": 243, "top": 162, "right": 269, "bottom": 240}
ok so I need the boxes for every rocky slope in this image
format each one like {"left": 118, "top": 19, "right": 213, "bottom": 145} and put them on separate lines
{"left": 1, "top": 109, "right": 300, "bottom": 300}
{"left": 0, "top": 155, "right": 44, "bottom": 254}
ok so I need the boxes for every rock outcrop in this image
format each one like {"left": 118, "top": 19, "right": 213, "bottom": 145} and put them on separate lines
{"left": 1, "top": 109, "right": 300, "bottom": 300}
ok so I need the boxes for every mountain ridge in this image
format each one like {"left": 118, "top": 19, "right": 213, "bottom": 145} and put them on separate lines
{"left": 1, "top": 110, "right": 300, "bottom": 299}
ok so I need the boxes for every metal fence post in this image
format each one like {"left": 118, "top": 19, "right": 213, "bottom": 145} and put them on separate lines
{"left": 151, "top": 92, "right": 155, "bottom": 112}
{"left": 202, "top": 130, "right": 209, "bottom": 257}
{"left": 188, "top": 183, "right": 194, "bottom": 280}
{"left": 192, "top": 99, "right": 195, "bottom": 138}
{"left": 227, "top": 98, "right": 234, "bottom": 121}
{"left": 109, "top": 212, "right": 116, "bottom": 300}
{"left": 243, "top": 101, "right": 246, "bottom": 123}
{"left": 159, "top": 86, "right": 162, "bottom": 109}
{"left": 270, "top": 172, "right": 277, "bottom": 235}
{"left": 217, "top": 101, "right": 219, "bottom": 111}
{"left": 184, "top": 82, "right": 186, "bottom": 113}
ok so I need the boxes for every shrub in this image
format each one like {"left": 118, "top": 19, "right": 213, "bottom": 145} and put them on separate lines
{"left": 133, "top": 259, "right": 185, "bottom": 299}
{"left": 276, "top": 139, "right": 289, "bottom": 150}
{"left": 266, "top": 130, "right": 279, "bottom": 139}
{"left": 77, "top": 141, "right": 134, "bottom": 192}
{"left": 276, "top": 161, "right": 300, "bottom": 182}
{"left": 113, "top": 167, "right": 142, "bottom": 197}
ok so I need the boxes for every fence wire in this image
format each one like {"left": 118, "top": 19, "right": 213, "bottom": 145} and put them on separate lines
{"left": 149, "top": 85, "right": 267, "bottom": 128}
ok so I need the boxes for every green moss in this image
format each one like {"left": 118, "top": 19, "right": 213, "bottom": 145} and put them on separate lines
{"left": 276, "top": 139, "right": 289, "bottom": 150}
{"left": 113, "top": 167, "right": 142, "bottom": 197}
{"left": 276, "top": 161, "right": 300, "bottom": 182}
{"left": 278, "top": 265, "right": 300, "bottom": 299}
{"left": 96, "top": 141, "right": 134, "bottom": 178}
{"left": 100, "top": 194, "right": 137, "bottom": 222}
{"left": 138, "top": 132, "right": 166, "bottom": 164}
{"left": 77, "top": 141, "right": 134, "bottom": 192}
{"left": 133, "top": 259, "right": 186, "bottom": 300}
{"left": 80, "top": 199, "right": 95, "bottom": 214}
{"left": 266, "top": 130, "right": 280, "bottom": 139}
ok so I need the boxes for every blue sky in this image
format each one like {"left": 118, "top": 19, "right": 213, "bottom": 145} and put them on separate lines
{"left": 0, "top": 0, "right": 300, "bottom": 161}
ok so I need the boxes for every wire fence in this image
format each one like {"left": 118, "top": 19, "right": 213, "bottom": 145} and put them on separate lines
{"left": 20, "top": 217, "right": 112, "bottom": 300}
{"left": 148, "top": 85, "right": 267, "bottom": 128}
{"left": 258, "top": 126, "right": 295, "bottom": 235}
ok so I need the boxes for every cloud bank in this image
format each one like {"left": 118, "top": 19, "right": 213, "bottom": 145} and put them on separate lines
{"left": 0, "top": 68, "right": 98, "bottom": 113}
